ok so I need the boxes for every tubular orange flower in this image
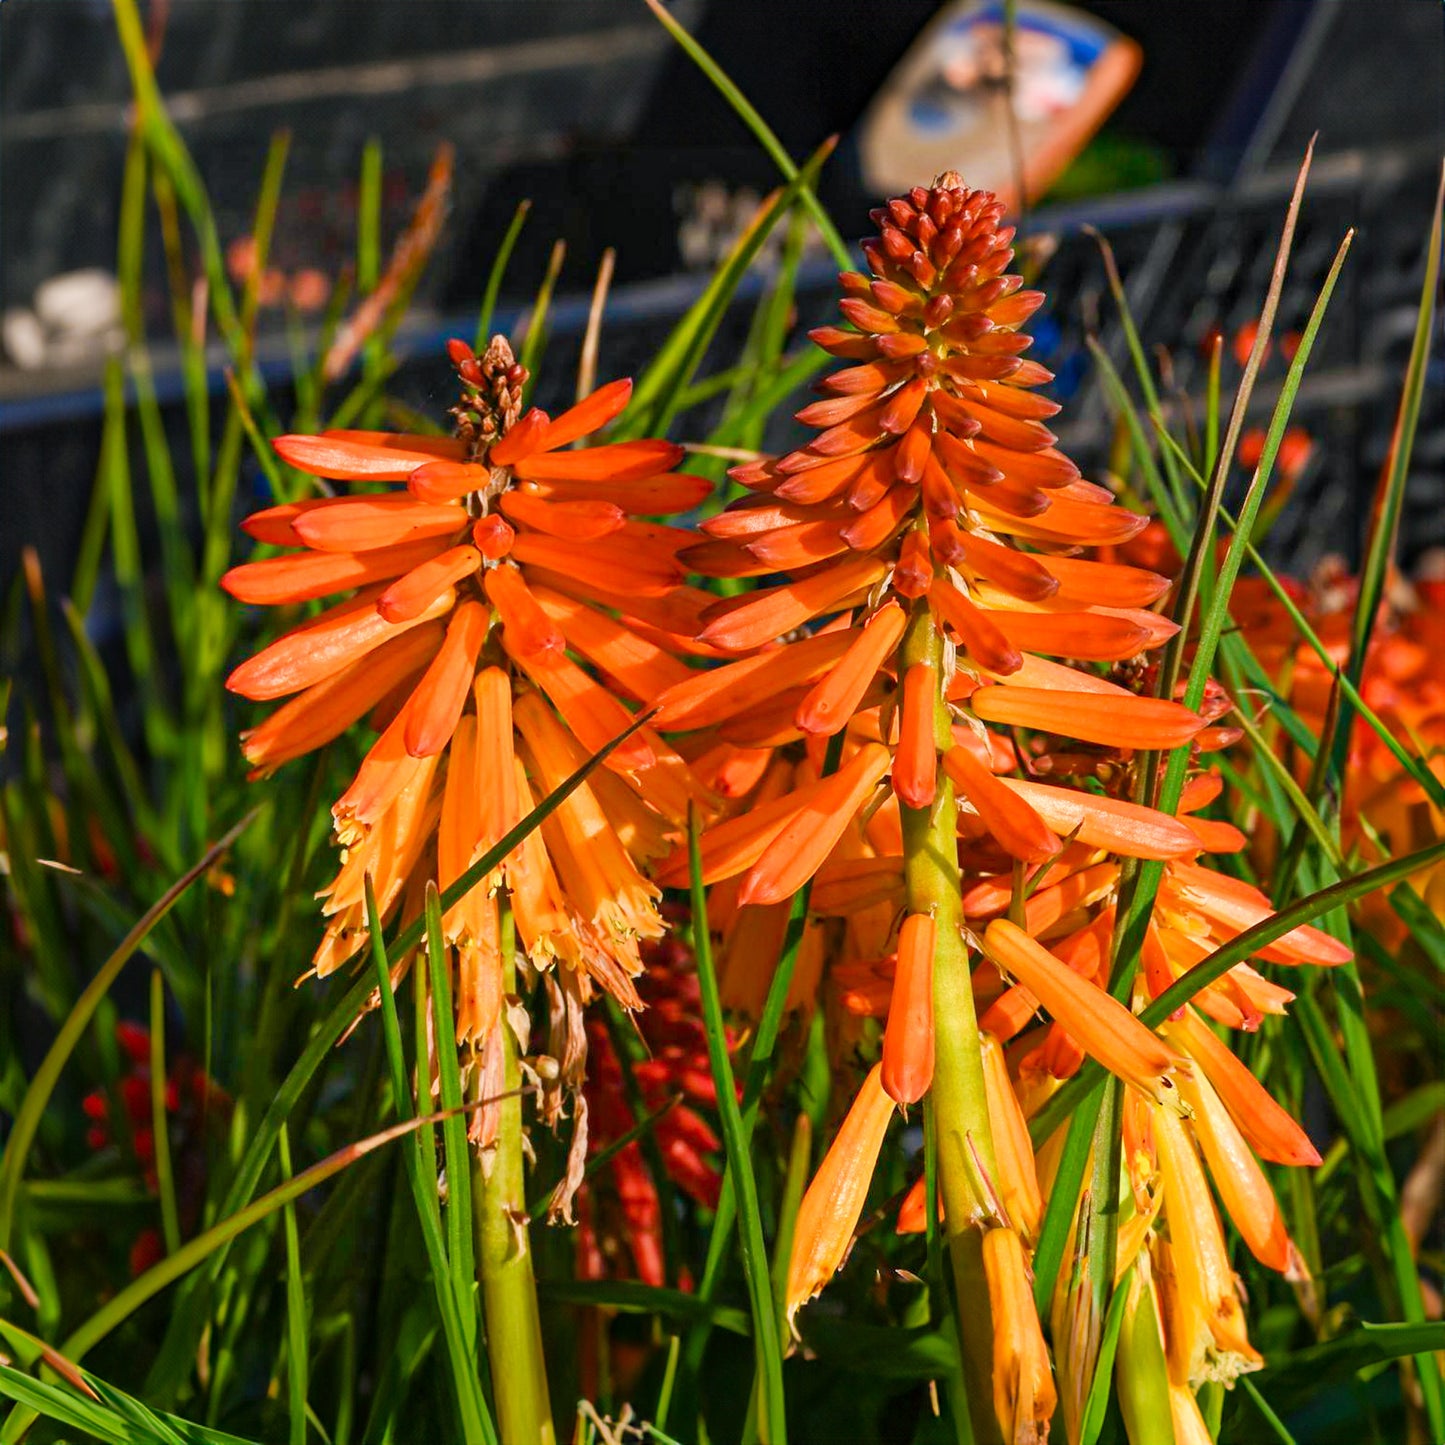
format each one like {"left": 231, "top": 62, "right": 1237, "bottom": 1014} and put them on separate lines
{"left": 981, "top": 1225, "right": 1058, "bottom": 1445}
{"left": 881, "top": 912, "right": 936, "bottom": 1104}
{"left": 786, "top": 1064, "right": 896, "bottom": 1324}
{"left": 1173, "top": 1061, "right": 1305, "bottom": 1278}
{"left": 669, "top": 173, "right": 1192, "bottom": 899}
{"left": 982, "top": 920, "right": 1186, "bottom": 1104}
{"left": 1152, "top": 1103, "right": 1263, "bottom": 1385}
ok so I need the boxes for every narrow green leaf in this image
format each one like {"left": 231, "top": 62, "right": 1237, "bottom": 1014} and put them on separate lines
{"left": 0, "top": 813, "right": 255, "bottom": 1251}
{"left": 688, "top": 807, "right": 787, "bottom": 1444}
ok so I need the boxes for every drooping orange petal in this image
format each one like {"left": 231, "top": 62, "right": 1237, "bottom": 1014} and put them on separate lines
{"left": 892, "top": 662, "right": 939, "bottom": 808}
{"left": 240, "top": 498, "right": 334, "bottom": 546}
{"left": 274, "top": 430, "right": 465, "bottom": 480}
{"left": 698, "top": 555, "right": 888, "bottom": 653}
{"left": 982, "top": 919, "right": 1186, "bottom": 1102}
{"left": 240, "top": 622, "right": 443, "bottom": 770}
{"left": 810, "top": 856, "right": 906, "bottom": 915}
{"left": 945, "top": 527, "right": 1059, "bottom": 602}
{"left": 1163, "top": 1010, "right": 1321, "bottom": 1166}
{"left": 484, "top": 565, "right": 565, "bottom": 656}
{"left": 997, "top": 779, "right": 1200, "bottom": 859}
{"left": 376, "top": 544, "right": 479, "bottom": 623}
{"left": 1166, "top": 860, "right": 1353, "bottom": 965}
{"left": 980, "top": 1034, "right": 1043, "bottom": 1240}
{"left": 512, "top": 438, "right": 684, "bottom": 482}
{"left": 526, "top": 566, "right": 714, "bottom": 640}
{"left": 403, "top": 600, "right": 490, "bottom": 757}
{"left": 982, "top": 1226, "right": 1059, "bottom": 1443}
{"left": 738, "top": 743, "right": 891, "bottom": 906}
{"left": 221, "top": 536, "right": 444, "bottom": 606}
{"left": 739, "top": 517, "right": 853, "bottom": 571}
{"left": 485, "top": 407, "right": 550, "bottom": 467}
{"left": 473, "top": 667, "right": 522, "bottom": 864}
{"left": 970, "top": 493, "right": 1150, "bottom": 548}
{"left": 970, "top": 686, "right": 1207, "bottom": 750}
{"left": 786, "top": 1064, "right": 896, "bottom": 1321}
{"left": 506, "top": 640, "right": 654, "bottom": 773}
{"left": 796, "top": 604, "right": 907, "bottom": 735}
{"left": 1176, "top": 1065, "right": 1303, "bottom": 1277}
{"left": 332, "top": 709, "right": 440, "bottom": 844}
{"left": 943, "top": 746, "right": 1060, "bottom": 863}
{"left": 292, "top": 496, "right": 466, "bottom": 553}
{"left": 226, "top": 586, "right": 452, "bottom": 700}
{"left": 928, "top": 578, "right": 1022, "bottom": 674}
{"left": 882, "top": 912, "right": 935, "bottom": 1104}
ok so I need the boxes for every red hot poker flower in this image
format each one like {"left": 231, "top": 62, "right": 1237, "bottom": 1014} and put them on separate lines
{"left": 224, "top": 338, "right": 713, "bottom": 1024}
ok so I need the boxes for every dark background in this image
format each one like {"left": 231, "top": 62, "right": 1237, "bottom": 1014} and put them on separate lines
{"left": 3, "top": 0, "right": 1444, "bottom": 617}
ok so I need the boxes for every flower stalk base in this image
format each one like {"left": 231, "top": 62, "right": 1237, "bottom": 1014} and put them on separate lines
{"left": 474, "top": 900, "right": 555, "bottom": 1445}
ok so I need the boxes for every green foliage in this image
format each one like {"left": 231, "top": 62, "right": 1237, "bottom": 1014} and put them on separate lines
{"left": 2, "top": 4, "right": 1442, "bottom": 1443}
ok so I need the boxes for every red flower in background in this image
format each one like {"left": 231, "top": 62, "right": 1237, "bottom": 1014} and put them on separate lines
{"left": 82, "top": 1022, "right": 230, "bottom": 1275}
{"left": 579, "top": 927, "right": 723, "bottom": 1289}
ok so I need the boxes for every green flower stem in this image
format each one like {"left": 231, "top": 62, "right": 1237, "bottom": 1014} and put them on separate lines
{"left": 474, "top": 898, "right": 555, "bottom": 1445}
{"left": 899, "top": 604, "right": 1001, "bottom": 1445}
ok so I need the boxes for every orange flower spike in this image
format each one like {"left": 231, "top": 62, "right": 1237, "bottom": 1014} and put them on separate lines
{"left": 943, "top": 744, "right": 1060, "bottom": 863}
{"left": 796, "top": 603, "right": 907, "bottom": 736}
{"left": 1152, "top": 1103, "right": 1263, "bottom": 1384}
{"left": 981, "top": 1226, "right": 1058, "bottom": 1445}
{"left": 893, "top": 662, "right": 940, "bottom": 808}
{"left": 786, "top": 1064, "right": 896, "bottom": 1323}
{"left": 403, "top": 600, "right": 491, "bottom": 758}
{"left": 1174, "top": 1063, "right": 1305, "bottom": 1278}
{"left": 1163, "top": 1010, "right": 1321, "bottom": 1166}
{"left": 738, "top": 742, "right": 892, "bottom": 906}
{"left": 982, "top": 919, "right": 1187, "bottom": 1104}
{"left": 881, "top": 912, "right": 936, "bottom": 1104}
{"left": 979, "top": 1034, "right": 1042, "bottom": 1240}
{"left": 376, "top": 544, "right": 481, "bottom": 623}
